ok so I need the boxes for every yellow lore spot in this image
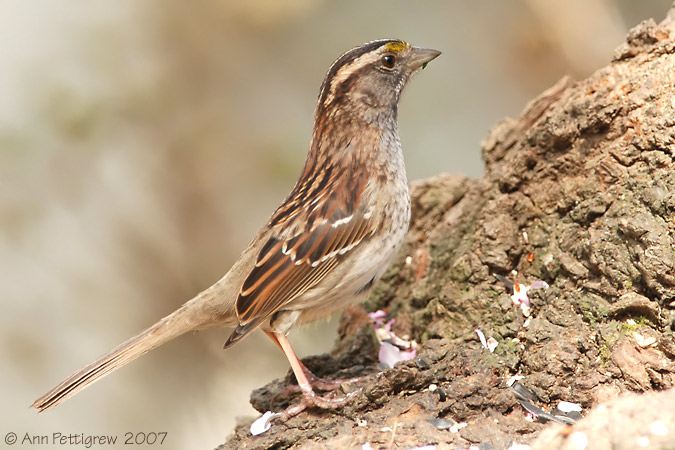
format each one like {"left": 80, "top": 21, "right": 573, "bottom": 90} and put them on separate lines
{"left": 383, "top": 41, "right": 409, "bottom": 53}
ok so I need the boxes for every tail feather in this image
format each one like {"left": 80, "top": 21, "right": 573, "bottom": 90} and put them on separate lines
{"left": 32, "top": 304, "right": 206, "bottom": 412}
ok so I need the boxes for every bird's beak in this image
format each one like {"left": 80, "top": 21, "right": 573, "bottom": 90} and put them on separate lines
{"left": 408, "top": 47, "right": 442, "bottom": 71}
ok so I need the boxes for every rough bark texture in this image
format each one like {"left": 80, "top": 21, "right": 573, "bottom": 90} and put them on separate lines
{"left": 220, "top": 10, "right": 675, "bottom": 450}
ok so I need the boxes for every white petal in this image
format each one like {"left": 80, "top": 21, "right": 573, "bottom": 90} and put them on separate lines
{"left": 558, "top": 401, "right": 582, "bottom": 413}
{"left": 475, "top": 329, "right": 488, "bottom": 349}
{"left": 530, "top": 280, "right": 549, "bottom": 290}
{"left": 506, "top": 375, "right": 524, "bottom": 386}
{"left": 250, "top": 411, "right": 278, "bottom": 435}
{"left": 511, "top": 283, "right": 530, "bottom": 306}
{"left": 487, "top": 337, "right": 498, "bottom": 353}
{"left": 378, "top": 341, "right": 415, "bottom": 367}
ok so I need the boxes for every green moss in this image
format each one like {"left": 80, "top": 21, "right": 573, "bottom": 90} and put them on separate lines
{"left": 502, "top": 338, "right": 521, "bottom": 352}
{"left": 619, "top": 316, "right": 650, "bottom": 335}
{"left": 598, "top": 340, "right": 612, "bottom": 368}
{"left": 420, "top": 329, "right": 432, "bottom": 342}
{"left": 583, "top": 310, "right": 597, "bottom": 326}
{"left": 574, "top": 295, "right": 610, "bottom": 327}
{"left": 597, "top": 326, "right": 619, "bottom": 368}
{"left": 596, "top": 320, "right": 643, "bottom": 368}
{"left": 487, "top": 288, "right": 500, "bottom": 297}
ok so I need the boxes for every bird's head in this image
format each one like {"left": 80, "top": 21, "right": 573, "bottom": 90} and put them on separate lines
{"left": 316, "top": 39, "right": 441, "bottom": 123}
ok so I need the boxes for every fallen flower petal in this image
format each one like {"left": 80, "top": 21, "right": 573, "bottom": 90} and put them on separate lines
{"left": 506, "top": 375, "right": 524, "bottom": 387}
{"left": 487, "top": 337, "right": 498, "bottom": 352}
{"left": 379, "top": 341, "right": 416, "bottom": 368}
{"left": 368, "top": 310, "right": 387, "bottom": 327}
{"left": 449, "top": 422, "right": 467, "bottom": 433}
{"left": 375, "top": 328, "right": 390, "bottom": 341}
{"left": 388, "top": 332, "right": 414, "bottom": 350}
{"left": 511, "top": 283, "right": 531, "bottom": 307}
{"left": 250, "top": 411, "right": 278, "bottom": 435}
{"left": 399, "top": 348, "right": 417, "bottom": 360}
{"left": 502, "top": 278, "right": 549, "bottom": 317}
{"left": 521, "top": 303, "right": 531, "bottom": 317}
{"left": 633, "top": 331, "right": 657, "bottom": 348}
{"left": 475, "top": 329, "right": 488, "bottom": 348}
{"left": 530, "top": 280, "right": 549, "bottom": 290}
{"left": 475, "top": 329, "right": 498, "bottom": 352}
{"left": 379, "top": 341, "right": 401, "bottom": 368}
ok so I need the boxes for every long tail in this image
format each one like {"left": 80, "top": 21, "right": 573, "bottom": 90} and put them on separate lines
{"left": 32, "top": 291, "right": 234, "bottom": 412}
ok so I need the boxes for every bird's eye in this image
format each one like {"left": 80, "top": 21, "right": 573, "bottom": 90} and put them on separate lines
{"left": 382, "top": 54, "right": 396, "bottom": 69}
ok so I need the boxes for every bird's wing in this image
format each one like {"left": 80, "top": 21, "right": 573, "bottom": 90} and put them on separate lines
{"left": 224, "top": 164, "right": 375, "bottom": 346}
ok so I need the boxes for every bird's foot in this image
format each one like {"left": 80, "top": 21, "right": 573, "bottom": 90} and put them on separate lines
{"left": 278, "top": 388, "right": 361, "bottom": 421}
{"left": 271, "top": 365, "right": 367, "bottom": 410}
{"left": 265, "top": 332, "right": 365, "bottom": 421}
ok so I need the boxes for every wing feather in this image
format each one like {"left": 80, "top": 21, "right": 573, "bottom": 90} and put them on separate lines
{"left": 223, "top": 160, "right": 376, "bottom": 348}
{"left": 240, "top": 245, "right": 289, "bottom": 296}
{"left": 235, "top": 207, "right": 372, "bottom": 326}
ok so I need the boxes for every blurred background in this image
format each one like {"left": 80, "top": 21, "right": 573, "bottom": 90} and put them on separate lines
{"left": 2, "top": 1, "right": 671, "bottom": 448}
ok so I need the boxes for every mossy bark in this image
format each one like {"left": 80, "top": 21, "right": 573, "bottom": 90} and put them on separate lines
{"left": 221, "top": 11, "right": 675, "bottom": 450}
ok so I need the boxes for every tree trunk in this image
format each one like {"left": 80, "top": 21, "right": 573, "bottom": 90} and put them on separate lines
{"left": 221, "top": 10, "right": 675, "bottom": 450}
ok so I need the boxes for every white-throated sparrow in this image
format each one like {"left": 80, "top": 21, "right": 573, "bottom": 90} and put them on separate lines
{"left": 33, "top": 39, "right": 441, "bottom": 419}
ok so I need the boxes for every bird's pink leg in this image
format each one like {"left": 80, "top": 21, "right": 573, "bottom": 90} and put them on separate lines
{"left": 265, "top": 331, "right": 360, "bottom": 420}
{"left": 264, "top": 330, "right": 365, "bottom": 390}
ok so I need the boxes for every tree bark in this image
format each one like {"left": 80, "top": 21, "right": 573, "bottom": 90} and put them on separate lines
{"left": 221, "top": 10, "right": 675, "bottom": 450}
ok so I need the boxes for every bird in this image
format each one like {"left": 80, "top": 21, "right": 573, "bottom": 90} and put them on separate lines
{"left": 32, "top": 39, "right": 441, "bottom": 419}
